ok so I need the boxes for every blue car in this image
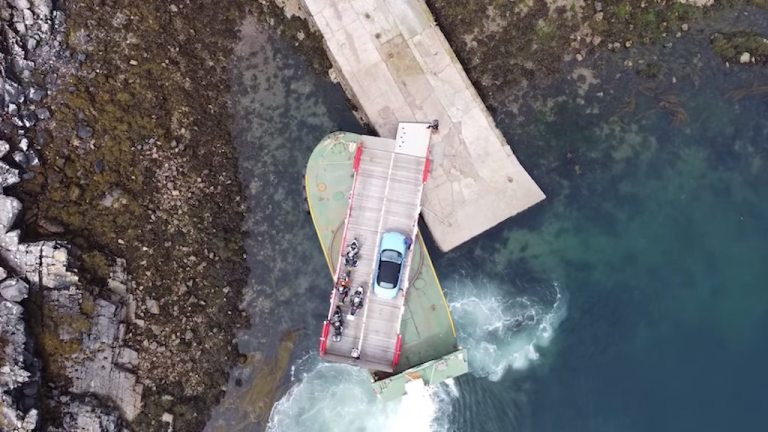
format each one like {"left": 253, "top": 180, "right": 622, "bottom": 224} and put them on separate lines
{"left": 373, "top": 232, "right": 411, "bottom": 299}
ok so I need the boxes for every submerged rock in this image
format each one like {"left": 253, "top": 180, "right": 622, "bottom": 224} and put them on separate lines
{"left": 711, "top": 31, "right": 768, "bottom": 66}
{"left": 75, "top": 122, "right": 93, "bottom": 139}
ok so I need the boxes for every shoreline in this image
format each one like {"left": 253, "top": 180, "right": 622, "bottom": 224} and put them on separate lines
{"left": 2, "top": 1, "right": 255, "bottom": 430}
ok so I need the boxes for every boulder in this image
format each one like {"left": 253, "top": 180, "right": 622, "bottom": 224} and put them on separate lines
{"left": 0, "top": 196, "right": 22, "bottom": 232}
{"left": 0, "top": 278, "right": 29, "bottom": 302}
{"left": 146, "top": 298, "right": 160, "bottom": 314}
{"left": 0, "top": 141, "right": 10, "bottom": 158}
{"left": 0, "top": 163, "right": 22, "bottom": 188}
{"left": 739, "top": 52, "right": 752, "bottom": 64}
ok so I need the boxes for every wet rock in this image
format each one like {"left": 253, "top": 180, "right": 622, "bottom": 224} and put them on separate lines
{"left": 711, "top": 32, "right": 768, "bottom": 66}
{"left": 26, "top": 87, "right": 46, "bottom": 102}
{"left": 12, "top": 150, "right": 29, "bottom": 166}
{"left": 3, "top": 80, "right": 24, "bottom": 105}
{"left": 24, "top": 150, "right": 39, "bottom": 166}
{"left": 0, "top": 278, "right": 29, "bottom": 302}
{"left": 34, "top": 107, "right": 51, "bottom": 120}
{"left": 20, "top": 111, "right": 37, "bottom": 127}
{"left": 11, "top": 58, "right": 35, "bottom": 81}
{"left": 37, "top": 218, "right": 65, "bottom": 234}
{"left": 146, "top": 298, "right": 160, "bottom": 314}
{"left": 76, "top": 122, "right": 93, "bottom": 139}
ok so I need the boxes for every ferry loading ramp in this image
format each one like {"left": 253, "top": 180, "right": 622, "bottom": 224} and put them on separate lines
{"left": 307, "top": 125, "right": 467, "bottom": 398}
{"left": 320, "top": 123, "right": 430, "bottom": 371}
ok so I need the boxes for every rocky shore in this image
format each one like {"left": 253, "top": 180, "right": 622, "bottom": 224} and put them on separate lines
{"left": 2, "top": 1, "right": 142, "bottom": 429}
{"left": 3, "top": 0, "right": 251, "bottom": 430}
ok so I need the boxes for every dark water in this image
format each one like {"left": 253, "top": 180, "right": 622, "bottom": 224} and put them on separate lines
{"left": 210, "top": 8, "right": 768, "bottom": 432}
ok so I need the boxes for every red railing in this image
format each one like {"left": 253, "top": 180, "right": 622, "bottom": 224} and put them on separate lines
{"left": 391, "top": 334, "right": 403, "bottom": 368}
{"left": 422, "top": 157, "right": 430, "bottom": 183}
{"left": 353, "top": 143, "right": 363, "bottom": 172}
{"left": 319, "top": 321, "right": 330, "bottom": 355}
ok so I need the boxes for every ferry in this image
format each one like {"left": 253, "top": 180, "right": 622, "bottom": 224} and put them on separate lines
{"left": 304, "top": 122, "right": 468, "bottom": 400}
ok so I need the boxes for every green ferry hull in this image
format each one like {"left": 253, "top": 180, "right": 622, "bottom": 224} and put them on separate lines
{"left": 305, "top": 132, "right": 468, "bottom": 400}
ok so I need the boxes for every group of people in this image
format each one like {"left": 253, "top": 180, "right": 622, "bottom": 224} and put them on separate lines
{"left": 330, "top": 239, "right": 366, "bottom": 350}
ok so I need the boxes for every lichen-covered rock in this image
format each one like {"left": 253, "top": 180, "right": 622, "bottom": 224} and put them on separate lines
{"left": 0, "top": 299, "right": 38, "bottom": 432}
{"left": 0, "top": 239, "right": 79, "bottom": 289}
{"left": 35, "top": 262, "right": 143, "bottom": 422}
{"left": 65, "top": 298, "right": 144, "bottom": 420}
{"left": 48, "top": 396, "right": 127, "bottom": 432}
{"left": 2, "top": 0, "right": 142, "bottom": 428}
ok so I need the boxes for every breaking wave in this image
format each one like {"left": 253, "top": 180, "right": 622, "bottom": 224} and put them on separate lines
{"left": 267, "top": 279, "right": 565, "bottom": 431}
{"left": 448, "top": 279, "right": 567, "bottom": 381}
{"left": 267, "top": 361, "right": 458, "bottom": 432}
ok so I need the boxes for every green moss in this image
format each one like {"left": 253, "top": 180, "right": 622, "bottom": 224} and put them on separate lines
{"left": 36, "top": 305, "right": 91, "bottom": 382}
{"left": 0, "top": 334, "right": 8, "bottom": 368}
{"left": 615, "top": 3, "right": 631, "bottom": 19}
{"left": 80, "top": 293, "right": 96, "bottom": 316}
{"left": 600, "top": 1, "right": 698, "bottom": 44}
{"left": 18, "top": 1, "right": 250, "bottom": 430}
{"left": 711, "top": 31, "right": 768, "bottom": 64}
{"left": 81, "top": 251, "right": 111, "bottom": 283}
{"left": 636, "top": 62, "right": 662, "bottom": 79}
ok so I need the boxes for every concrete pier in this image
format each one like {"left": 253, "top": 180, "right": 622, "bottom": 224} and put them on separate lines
{"left": 301, "top": 0, "right": 546, "bottom": 251}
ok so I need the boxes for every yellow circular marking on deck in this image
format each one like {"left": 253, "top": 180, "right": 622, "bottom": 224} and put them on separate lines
{"left": 305, "top": 173, "right": 334, "bottom": 277}
{"left": 317, "top": 182, "right": 327, "bottom": 192}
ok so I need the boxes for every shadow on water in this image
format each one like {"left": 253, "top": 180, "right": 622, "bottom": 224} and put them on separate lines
{"left": 205, "top": 15, "right": 362, "bottom": 431}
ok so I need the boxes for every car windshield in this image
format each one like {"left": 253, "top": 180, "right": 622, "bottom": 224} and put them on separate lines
{"left": 377, "top": 260, "right": 402, "bottom": 289}
{"left": 380, "top": 249, "right": 403, "bottom": 263}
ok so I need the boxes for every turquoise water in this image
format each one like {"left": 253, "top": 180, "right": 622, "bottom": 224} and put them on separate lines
{"left": 210, "top": 10, "right": 768, "bottom": 432}
{"left": 479, "top": 68, "right": 768, "bottom": 432}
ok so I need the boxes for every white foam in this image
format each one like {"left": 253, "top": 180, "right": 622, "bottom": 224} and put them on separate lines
{"left": 268, "top": 280, "right": 565, "bottom": 430}
{"left": 267, "top": 361, "right": 455, "bottom": 432}
{"left": 448, "top": 279, "right": 567, "bottom": 381}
